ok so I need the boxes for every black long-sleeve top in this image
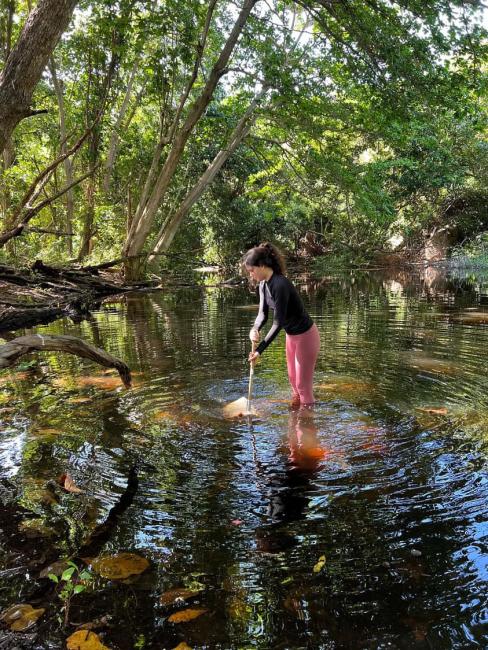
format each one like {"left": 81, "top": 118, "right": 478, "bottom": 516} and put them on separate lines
{"left": 253, "top": 273, "right": 313, "bottom": 355}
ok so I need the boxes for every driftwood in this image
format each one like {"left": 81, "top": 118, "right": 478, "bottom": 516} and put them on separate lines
{"left": 0, "top": 334, "right": 131, "bottom": 388}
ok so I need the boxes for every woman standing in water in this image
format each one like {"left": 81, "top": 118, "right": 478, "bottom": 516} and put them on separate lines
{"left": 243, "top": 242, "right": 320, "bottom": 408}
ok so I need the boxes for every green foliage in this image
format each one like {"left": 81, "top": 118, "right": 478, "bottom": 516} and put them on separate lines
{"left": 49, "top": 560, "right": 93, "bottom": 627}
{"left": 1, "top": 0, "right": 487, "bottom": 270}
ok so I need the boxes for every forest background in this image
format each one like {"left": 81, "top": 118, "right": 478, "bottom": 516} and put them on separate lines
{"left": 0, "top": 0, "right": 487, "bottom": 281}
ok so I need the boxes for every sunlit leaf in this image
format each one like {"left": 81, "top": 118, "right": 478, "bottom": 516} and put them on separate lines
{"left": 58, "top": 473, "right": 84, "bottom": 493}
{"left": 85, "top": 553, "right": 149, "bottom": 580}
{"left": 172, "top": 643, "right": 193, "bottom": 650}
{"left": 168, "top": 608, "right": 208, "bottom": 623}
{"left": 160, "top": 588, "right": 202, "bottom": 607}
{"left": 313, "top": 555, "right": 326, "bottom": 573}
{"left": 62, "top": 567, "right": 76, "bottom": 581}
{"left": 66, "top": 630, "right": 110, "bottom": 649}
{"left": 0, "top": 604, "right": 45, "bottom": 631}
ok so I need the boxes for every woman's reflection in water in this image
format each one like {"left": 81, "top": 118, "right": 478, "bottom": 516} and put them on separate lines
{"left": 255, "top": 408, "right": 326, "bottom": 554}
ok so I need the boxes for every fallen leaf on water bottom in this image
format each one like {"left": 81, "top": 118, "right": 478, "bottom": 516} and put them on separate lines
{"left": 58, "top": 473, "right": 84, "bottom": 493}
{"left": 416, "top": 407, "right": 448, "bottom": 416}
{"left": 313, "top": 555, "right": 326, "bottom": 573}
{"left": 172, "top": 643, "right": 193, "bottom": 650}
{"left": 40, "top": 559, "right": 70, "bottom": 579}
{"left": 168, "top": 608, "right": 208, "bottom": 623}
{"left": 160, "top": 588, "right": 202, "bottom": 607}
{"left": 66, "top": 630, "right": 110, "bottom": 650}
{"left": 84, "top": 553, "right": 149, "bottom": 580}
{"left": 0, "top": 603, "right": 45, "bottom": 631}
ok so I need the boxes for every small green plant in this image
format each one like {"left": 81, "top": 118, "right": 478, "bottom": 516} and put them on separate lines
{"left": 48, "top": 560, "right": 92, "bottom": 628}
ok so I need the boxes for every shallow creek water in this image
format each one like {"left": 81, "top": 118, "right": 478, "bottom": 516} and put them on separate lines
{"left": 0, "top": 271, "right": 487, "bottom": 649}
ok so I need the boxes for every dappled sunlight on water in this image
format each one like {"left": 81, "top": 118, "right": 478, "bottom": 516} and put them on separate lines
{"left": 1, "top": 273, "right": 488, "bottom": 648}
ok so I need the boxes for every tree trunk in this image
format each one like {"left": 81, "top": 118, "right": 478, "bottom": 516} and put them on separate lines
{"left": 0, "top": 0, "right": 79, "bottom": 153}
{"left": 122, "top": 0, "right": 258, "bottom": 280}
{"left": 102, "top": 59, "right": 139, "bottom": 194}
{"left": 49, "top": 58, "right": 74, "bottom": 255}
{"left": 77, "top": 174, "right": 96, "bottom": 261}
{"left": 149, "top": 90, "right": 264, "bottom": 259}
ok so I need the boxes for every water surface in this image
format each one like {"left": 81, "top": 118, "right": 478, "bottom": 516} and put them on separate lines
{"left": 1, "top": 270, "right": 487, "bottom": 649}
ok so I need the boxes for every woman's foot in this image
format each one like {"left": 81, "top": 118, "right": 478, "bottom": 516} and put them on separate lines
{"left": 290, "top": 394, "right": 301, "bottom": 410}
{"left": 299, "top": 403, "right": 315, "bottom": 416}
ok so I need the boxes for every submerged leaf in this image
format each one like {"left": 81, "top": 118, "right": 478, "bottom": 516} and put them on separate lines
{"left": 168, "top": 608, "right": 208, "bottom": 623}
{"left": 86, "top": 553, "right": 149, "bottom": 580}
{"left": 66, "top": 630, "right": 110, "bottom": 649}
{"left": 416, "top": 407, "right": 448, "bottom": 415}
{"left": 313, "top": 555, "right": 326, "bottom": 573}
{"left": 0, "top": 603, "right": 45, "bottom": 631}
{"left": 172, "top": 643, "right": 193, "bottom": 650}
{"left": 160, "top": 588, "right": 202, "bottom": 607}
{"left": 58, "top": 473, "right": 84, "bottom": 493}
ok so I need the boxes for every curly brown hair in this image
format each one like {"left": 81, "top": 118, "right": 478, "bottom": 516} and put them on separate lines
{"left": 242, "top": 242, "right": 286, "bottom": 274}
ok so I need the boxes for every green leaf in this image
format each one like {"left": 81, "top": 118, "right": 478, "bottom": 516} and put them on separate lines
{"left": 73, "top": 584, "right": 85, "bottom": 594}
{"left": 61, "top": 567, "right": 76, "bottom": 582}
{"left": 48, "top": 573, "right": 59, "bottom": 583}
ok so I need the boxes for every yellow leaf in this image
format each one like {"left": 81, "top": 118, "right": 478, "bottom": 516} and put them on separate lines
{"left": 160, "top": 588, "right": 202, "bottom": 607}
{"left": 313, "top": 555, "right": 326, "bottom": 573}
{"left": 87, "top": 553, "right": 149, "bottom": 580}
{"left": 0, "top": 604, "right": 45, "bottom": 631}
{"left": 168, "top": 608, "right": 208, "bottom": 623}
{"left": 172, "top": 644, "right": 193, "bottom": 650}
{"left": 66, "top": 630, "right": 110, "bottom": 650}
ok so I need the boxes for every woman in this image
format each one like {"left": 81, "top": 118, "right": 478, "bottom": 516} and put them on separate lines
{"left": 243, "top": 242, "right": 320, "bottom": 408}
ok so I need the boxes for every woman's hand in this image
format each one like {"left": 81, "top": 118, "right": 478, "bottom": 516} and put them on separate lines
{"left": 248, "top": 351, "right": 260, "bottom": 363}
{"left": 249, "top": 328, "right": 260, "bottom": 343}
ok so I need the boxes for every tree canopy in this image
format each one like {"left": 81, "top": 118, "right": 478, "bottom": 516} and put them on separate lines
{"left": 0, "top": 0, "right": 486, "bottom": 276}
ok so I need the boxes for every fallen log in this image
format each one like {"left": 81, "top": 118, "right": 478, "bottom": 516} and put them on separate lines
{"left": 0, "top": 334, "right": 131, "bottom": 388}
{"left": 0, "top": 305, "right": 65, "bottom": 331}
{"left": 0, "top": 260, "right": 137, "bottom": 331}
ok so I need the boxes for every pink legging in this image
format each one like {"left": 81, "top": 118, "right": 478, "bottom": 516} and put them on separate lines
{"left": 285, "top": 323, "right": 320, "bottom": 405}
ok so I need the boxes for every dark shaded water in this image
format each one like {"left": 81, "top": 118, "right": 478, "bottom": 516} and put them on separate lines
{"left": 1, "top": 271, "right": 487, "bottom": 649}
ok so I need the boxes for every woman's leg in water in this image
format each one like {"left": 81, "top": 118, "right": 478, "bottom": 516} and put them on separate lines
{"left": 285, "top": 334, "right": 300, "bottom": 405}
{"left": 286, "top": 324, "right": 320, "bottom": 405}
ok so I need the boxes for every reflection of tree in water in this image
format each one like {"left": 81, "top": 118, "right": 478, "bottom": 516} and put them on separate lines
{"left": 255, "top": 409, "right": 323, "bottom": 554}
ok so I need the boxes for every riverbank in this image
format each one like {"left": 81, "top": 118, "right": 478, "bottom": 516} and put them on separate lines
{"left": 0, "top": 261, "right": 155, "bottom": 332}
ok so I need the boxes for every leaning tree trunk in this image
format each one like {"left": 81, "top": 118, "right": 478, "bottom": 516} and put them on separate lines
{"left": 121, "top": 0, "right": 258, "bottom": 281}
{"left": 0, "top": 0, "right": 79, "bottom": 153}
{"left": 103, "top": 59, "right": 139, "bottom": 194}
{"left": 149, "top": 90, "right": 265, "bottom": 259}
